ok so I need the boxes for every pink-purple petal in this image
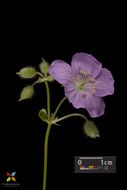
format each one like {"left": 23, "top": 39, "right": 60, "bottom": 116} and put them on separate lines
{"left": 65, "top": 86, "right": 83, "bottom": 108}
{"left": 83, "top": 94, "right": 105, "bottom": 117}
{"left": 95, "top": 68, "right": 114, "bottom": 97}
{"left": 71, "top": 53, "right": 102, "bottom": 78}
{"left": 48, "top": 60, "right": 73, "bottom": 85}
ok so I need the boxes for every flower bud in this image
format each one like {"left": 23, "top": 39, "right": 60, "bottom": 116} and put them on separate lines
{"left": 39, "top": 108, "right": 48, "bottom": 122}
{"left": 83, "top": 120, "right": 100, "bottom": 139}
{"left": 19, "top": 85, "right": 34, "bottom": 101}
{"left": 17, "top": 67, "right": 36, "bottom": 79}
{"left": 39, "top": 58, "right": 49, "bottom": 75}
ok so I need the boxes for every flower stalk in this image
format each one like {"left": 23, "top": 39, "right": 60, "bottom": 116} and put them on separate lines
{"left": 53, "top": 96, "right": 67, "bottom": 119}
{"left": 52, "top": 113, "right": 88, "bottom": 124}
{"left": 44, "top": 81, "right": 50, "bottom": 120}
{"left": 43, "top": 123, "right": 52, "bottom": 190}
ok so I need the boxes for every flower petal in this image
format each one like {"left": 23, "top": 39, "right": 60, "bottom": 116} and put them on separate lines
{"left": 83, "top": 94, "right": 105, "bottom": 117}
{"left": 64, "top": 85, "right": 83, "bottom": 108}
{"left": 49, "top": 60, "right": 73, "bottom": 85}
{"left": 95, "top": 68, "right": 114, "bottom": 97}
{"left": 71, "top": 53, "right": 102, "bottom": 78}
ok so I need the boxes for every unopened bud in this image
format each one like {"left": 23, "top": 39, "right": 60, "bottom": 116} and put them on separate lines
{"left": 19, "top": 85, "right": 34, "bottom": 101}
{"left": 17, "top": 67, "right": 36, "bottom": 79}
{"left": 83, "top": 120, "right": 100, "bottom": 139}
{"left": 39, "top": 58, "right": 49, "bottom": 75}
{"left": 39, "top": 108, "right": 48, "bottom": 122}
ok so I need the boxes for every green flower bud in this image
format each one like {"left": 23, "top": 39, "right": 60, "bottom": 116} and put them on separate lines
{"left": 17, "top": 67, "right": 36, "bottom": 79}
{"left": 83, "top": 120, "right": 100, "bottom": 139}
{"left": 39, "top": 58, "right": 49, "bottom": 75}
{"left": 39, "top": 108, "right": 48, "bottom": 122}
{"left": 19, "top": 85, "right": 34, "bottom": 101}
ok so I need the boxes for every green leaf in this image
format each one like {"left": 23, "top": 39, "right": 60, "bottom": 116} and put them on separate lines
{"left": 39, "top": 59, "right": 49, "bottom": 75}
{"left": 19, "top": 85, "right": 34, "bottom": 101}
{"left": 17, "top": 67, "right": 36, "bottom": 79}
{"left": 39, "top": 108, "right": 48, "bottom": 122}
{"left": 83, "top": 120, "right": 100, "bottom": 139}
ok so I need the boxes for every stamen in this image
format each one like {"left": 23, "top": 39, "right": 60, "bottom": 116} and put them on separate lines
{"left": 79, "top": 70, "right": 91, "bottom": 76}
{"left": 74, "top": 70, "right": 96, "bottom": 94}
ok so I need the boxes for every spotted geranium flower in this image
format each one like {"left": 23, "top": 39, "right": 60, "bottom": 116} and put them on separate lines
{"left": 49, "top": 53, "right": 114, "bottom": 117}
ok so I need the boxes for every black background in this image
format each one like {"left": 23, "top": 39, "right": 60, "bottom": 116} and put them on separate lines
{"left": 0, "top": 1, "right": 126, "bottom": 190}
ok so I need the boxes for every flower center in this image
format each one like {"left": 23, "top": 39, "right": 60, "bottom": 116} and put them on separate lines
{"left": 74, "top": 70, "right": 96, "bottom": 93}
{"left": 75, "top": 81, "right": 86, "bottom": 90}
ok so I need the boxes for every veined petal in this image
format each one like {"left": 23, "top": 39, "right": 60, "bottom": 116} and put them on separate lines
{"left": 95, "top": 68, "right": 114, "bottom": 97}
{"left": 49, "top": 60, "right": 73, "bottom": 85}
{"left": 64, "top": 85, "right": 83, "bottom": 108}
{"left": 83, "top": 94, "right": 105, "bottom": 117}
{"left": 71, "top": 53, "right": 102, "bottom": 78}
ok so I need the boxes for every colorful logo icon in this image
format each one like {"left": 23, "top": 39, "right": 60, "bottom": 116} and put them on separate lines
{"left": 6, "top": 172, "right": 16, "bottom": 182}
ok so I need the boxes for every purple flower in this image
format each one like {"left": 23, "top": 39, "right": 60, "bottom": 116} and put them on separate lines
{"left": 49, "top": 53, "right": 114, "bottom": 117}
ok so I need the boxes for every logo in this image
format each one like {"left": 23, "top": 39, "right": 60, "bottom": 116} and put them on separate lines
{"left": 1, "top": 170, "right": 20, "bottom": 188}
{"left": 6, "top": 171, "right": 16, "bottom": 182}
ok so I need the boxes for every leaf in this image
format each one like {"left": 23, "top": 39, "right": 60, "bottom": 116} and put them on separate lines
{"left": 19, "top": 85, "right": 34, "bottom": 101}
{"left": 39, "top": 59, "right": 49, "bottom": 75}
{"left": 83, "top": 120, "right": 100, "bottom": 139}
{"left": 17, "top": 67, "right": 36, "bottom": 79}
{"left": 39, "top": 108, "right": 48, "bottom": 122}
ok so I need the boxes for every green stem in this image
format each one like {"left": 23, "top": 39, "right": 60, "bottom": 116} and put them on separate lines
{"left": 53, "top": 97, "right": 67, "bottom": 119}
{"left": 43, "top": 124, "right": 52, "bottom": 190}
{"left": 53, "top": 113, "right": 88, "bottom": 124}
{"left": 36, "top": 71, "right": 44, "bottom": 78}
{"left": 44, "top": 81, "right": 50, "bottom": 120}
{"left": 42, "top": 81, "right": 51, "bottom": 190}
